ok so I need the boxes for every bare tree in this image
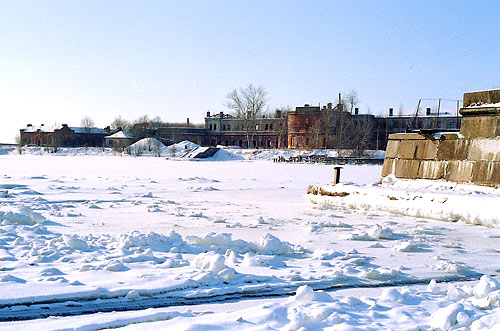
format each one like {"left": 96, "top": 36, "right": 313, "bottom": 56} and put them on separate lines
{"left": 14, "top": 134, "right": 23, "bottom": 154}
{"left": 226, "top": 84, "right": 268, "bottom": 148}
{"left": 133, "top": 114, "right": 150, "bottom": 124}
{"left": 111, "top": 116, "right": 131, "bottom": 131}
{"left": 81, "top": 116, "right": 95, "bottom": 129}
{"left": 345, "top": 89, "right": 360, "bottom": 113}
{"left": 80, "top": 116, "right": 95, "bottom": 148}
{"left": 150, "top": 116, "right": 163, "bottom": 125}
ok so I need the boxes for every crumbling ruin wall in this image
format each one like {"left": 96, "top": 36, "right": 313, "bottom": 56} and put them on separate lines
{"left": 382, "top": 89, "right": 500, "bottom": 187}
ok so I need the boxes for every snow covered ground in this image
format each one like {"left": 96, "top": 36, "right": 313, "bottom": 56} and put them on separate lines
{"left": 1, "top": 150, "right": 500, "bottom": 330}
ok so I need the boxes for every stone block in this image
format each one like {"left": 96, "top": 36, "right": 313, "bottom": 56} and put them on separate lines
{"left": 495, "top": 120, "right": 500, "bottom": 137}
{"left": 440, "top": 132, "right": 462, "bottom": 140}
{"left": 467, "top": 138, "right": 500, "bottom": 162}
{"left": 478, "top": 117, "right": 498, "bottom": 138}
{"left": 385, "top": 140, "right": 399, "bottom": 159}
{"left": 388, "top": 133, "right": 426, "bottom": 140}
{"left": 461, "top": 116, "right": 499, "bottom": 138}
{"left": 446, "top": 160, "right": 474, "bottom": 183}
{"left": 437, "top": 139, "right": 467, "bottom": 160}
{"left": 463, "top": 89, "right": 500, "bottom": 107}
{"left": 381, "top": 158, "right": 394, "bottom": 177}
{"left": 394, "top": 159, "right": 420, "bottom": 179}
{"left": 416, "top": 140, "right": 438, "bottom": 160}
{"left": 488, "top": 163, "right": 500, "bottom": 185}
{"left": 398, "top": 140, "right": 418, "bottom": 159}
{"left": 460, "top": 116, "right": 482, "bottom": 138}
{"left": 418, "top": 160, "right": 446, "bottom": 180}
{"left": 472, "top": 161, "right": 491, "bottom": 184}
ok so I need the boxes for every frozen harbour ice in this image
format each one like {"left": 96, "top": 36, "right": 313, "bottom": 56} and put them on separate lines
{"left": 1, "top": 149, "right": 500, "bottom": 330}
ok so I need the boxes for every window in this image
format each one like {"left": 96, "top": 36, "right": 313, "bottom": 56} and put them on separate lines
{"left": 214, "top": 124, "right": 217, "bottom": 131}
{"left": 265, "top": 124, "right": 268, "bottom": 130}
{"left": 255, "top": 124, "right": 259, "bottom": 130}
{"left": 270, "top": 124, "right": 273, "bottom": 130}
{"left": 306, "top": 138, "right": 309, "bottom": 146}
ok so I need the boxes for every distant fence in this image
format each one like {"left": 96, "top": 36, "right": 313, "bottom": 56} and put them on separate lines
{"left": 273, "top": 155, "right": 384, "bottom": 165}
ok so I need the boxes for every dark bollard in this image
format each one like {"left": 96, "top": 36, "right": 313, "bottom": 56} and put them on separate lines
{"left": 333, "top": 166, "right": 343, "bottom": 184}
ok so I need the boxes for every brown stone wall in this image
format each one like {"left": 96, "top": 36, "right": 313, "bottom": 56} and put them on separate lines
{"left": 383, "top": 132, "right": 500, "bottom": 187}
{"left": 382, "top": 89, "right": 500, "bottom": 187}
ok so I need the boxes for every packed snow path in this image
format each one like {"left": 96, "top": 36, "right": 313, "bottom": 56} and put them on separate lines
{"left": 1, "top": 155, "right": 500, "bottom": 329}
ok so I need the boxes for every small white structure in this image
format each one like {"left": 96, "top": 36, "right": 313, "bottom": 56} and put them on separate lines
{"left": 105, "top": 130, "right": 135, "bottom": 149}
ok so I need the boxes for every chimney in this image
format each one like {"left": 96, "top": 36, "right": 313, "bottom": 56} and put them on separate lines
{"left": 187, "top": 118, "right": 190, "bottom": 127}
{"left": 275, "top": 110, "right": 282, "bottom": 118}
{"left": 338, "top": 93, "right": 342, "bottom": 110}
{"left": 327, "top": 102, "right": 332, "bottom": 110}
{"left": 354, "top": 108, "right": 359, "bottom": 115}
{"left": 389, "top": 108, "right": 394, "bottom": 117}
{"left": 426, "top": 107, "right": 431, "bottom": 116}
{"left": 206, "top": 111, "right": 210, "bottom": 117}
{"left": 27, "top": 124, "right": 32, "bottom": 127}
{"left": 219, "top": 111, "right": 223, "bottom": 118}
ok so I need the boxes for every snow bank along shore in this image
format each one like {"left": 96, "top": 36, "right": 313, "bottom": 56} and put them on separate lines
{"left": 306, "top": 174, "right": 500, "bottom": 228}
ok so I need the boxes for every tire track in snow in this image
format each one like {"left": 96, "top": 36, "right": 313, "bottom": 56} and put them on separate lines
{"left": 0, "top": 274, "right": 484, "bottom": 322}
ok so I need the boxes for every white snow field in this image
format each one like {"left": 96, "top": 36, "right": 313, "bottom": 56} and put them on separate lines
{"left": 1, "top": 150, "right": 500, "bottom": 330}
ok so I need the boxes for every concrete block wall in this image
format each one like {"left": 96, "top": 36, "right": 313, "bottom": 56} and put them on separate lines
{"left": 382, "top": 132, "right": 500, "bottom": 186}
{"left": 382, "top": 89, "right": 500, "bottom": 187}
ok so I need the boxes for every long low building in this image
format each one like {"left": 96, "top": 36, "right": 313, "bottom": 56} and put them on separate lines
{"left": 20, "top": 124, "right": 111, "bottom": 147}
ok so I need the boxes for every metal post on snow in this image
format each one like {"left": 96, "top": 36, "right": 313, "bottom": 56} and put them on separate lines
{"left": 333, "top": 166, "right": 343, "bottom": 184}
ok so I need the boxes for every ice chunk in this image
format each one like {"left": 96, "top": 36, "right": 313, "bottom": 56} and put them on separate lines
{"left": 427, "top": 279, "right": 441, "bottom": 294}
{"left": 367, "top": 224, "right": 394, "bottom": 240}
{"left": 430, "top": 303, "right": 465, "bottom": 331}
{"left": 393, "top": 241, "right": 420, "bottom": 252}
{"left": 473, "top": 275, "right": 500, "bottom": 298}
{"left": 105, "top": 260, "right": 127, "bottom": 272}
{"left": 294, "top": 285, "right": 315, "bottom": 301}
{"left": 258, "top": 233, "right": 294, "bottom": 255}
{"left": 380, "top": 288, "right": 403, "bottom": 303}
{"left": 193, "top": 252, "right": 226, "bottom": 274}
{"left": 62, "top": 235, "right": 89, "bottom": 251}
{"left": 312, "top": 249, "right": 343, "bottom": 260}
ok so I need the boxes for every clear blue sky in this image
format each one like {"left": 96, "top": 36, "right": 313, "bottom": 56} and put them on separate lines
{"left": 1, "top": 1, "right": 499, "bottom": 143}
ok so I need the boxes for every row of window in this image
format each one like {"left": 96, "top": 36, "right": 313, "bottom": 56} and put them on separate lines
{"left": 378, "top": 119, "right": 460, "bottom": 130}
{"left": 207, "top": 122, "right": 275, "bottom": 131}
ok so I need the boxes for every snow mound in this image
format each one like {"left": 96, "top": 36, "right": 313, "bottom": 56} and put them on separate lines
{"left": 0, "top": 206, "right": 46, "bottom": 224}
{"left": 127, "top": 138, "right": 166, "bottom": 155}
{"left": 181, "top": 147, "right": 244, "bottom": 161}
{"left": 168, "top": 140, "right": 200, "bottom": 151}
{"left": 210, "top": 149, "right": 245, "bottom": 161}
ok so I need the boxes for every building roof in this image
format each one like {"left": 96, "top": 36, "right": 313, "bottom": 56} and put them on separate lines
{"left": 21, "top": 125, "right": 109, "bottom": 135}
{"left": 105, "top": 130, "right": 134, "bottom": 139}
